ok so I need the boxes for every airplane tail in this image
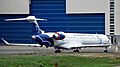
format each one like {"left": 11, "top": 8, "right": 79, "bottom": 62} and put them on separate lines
{"left": 5, "top": 16, "right": 47, "bottom": 35}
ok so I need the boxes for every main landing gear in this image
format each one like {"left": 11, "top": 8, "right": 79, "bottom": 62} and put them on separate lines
{"left": 73, "top": 50, "right": 79, "bottom": 52}
{"left": 104, "top": 47, "right": 108, "bottom": 52}
{"left": 73, "top": 48, "right": 80, "bottom": 52}
{"left": 55, "top": 49, "right": 61, "bottom": 53}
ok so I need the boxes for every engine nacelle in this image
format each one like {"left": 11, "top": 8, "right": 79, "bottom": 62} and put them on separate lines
{"left": 52, "top": 32, "right": 65, "bottom": 40}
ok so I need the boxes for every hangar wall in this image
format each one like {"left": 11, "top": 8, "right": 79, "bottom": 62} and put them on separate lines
{"left": 0, "top": 0, "right": 105, "bottom": 44}
{"left": 115, "top": 0, "right": 120, "bottom": 35}
{"left": 66, "top": 0, "right": 108, "bottom": 13}
{"left": 0, "top": 0, "right": 30, "bottom": 14}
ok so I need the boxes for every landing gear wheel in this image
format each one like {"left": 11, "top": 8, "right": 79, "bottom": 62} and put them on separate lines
{"left": 73, "top": 50, "right": 79, "bottom": 52}
{"left": 104, "top": 47, "right": 108, "bottom": 52}
{"left": 104, "top": 50, "right": 108, "bottom": 52}
{"left": 55, "top": 50, "right": 61, "bottom": 53}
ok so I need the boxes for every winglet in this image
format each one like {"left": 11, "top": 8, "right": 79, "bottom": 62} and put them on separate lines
{"left": 1, "top": 38, "right": 10, "bottom": 45}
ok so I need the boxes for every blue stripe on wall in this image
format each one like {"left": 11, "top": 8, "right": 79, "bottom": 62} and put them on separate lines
{"left": 0, "top": 0, "right": 105, "bottom": 43}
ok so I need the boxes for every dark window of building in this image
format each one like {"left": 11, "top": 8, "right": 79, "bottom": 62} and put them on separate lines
{"left": 110, "top": 4, "right": 114, "bottom": 6}
{"left": 110, "top": 2, "right": 114, "bottom": 4}
{"left": 110, "top": 21, "right": 114, "bottom": 24}
{"left": 110, "top": 25, "right": 114, "bottom": 27}
{"left": 110, "top": 4, "right": 114, "bottom": 7}
{"left": 110, "top": 27, "right": 114, "bottom": 29}
{"left": 110, "top": 30, "right": 114, "bottom": 32}
{"left": 110, "top": 19, "right": 114, "bottom": 21}
{"left": 110, "top": 13, "right": 114, "bottom": 15}
{"left": 110, "top": 9, "right": 114, "bottom": 12}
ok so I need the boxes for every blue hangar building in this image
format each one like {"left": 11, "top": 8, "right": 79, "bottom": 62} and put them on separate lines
{"left": 0, "top": 0, "right": 118, "bottom": 44}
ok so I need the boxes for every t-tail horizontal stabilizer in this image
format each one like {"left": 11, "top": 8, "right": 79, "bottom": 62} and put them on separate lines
{"left": 5, "top": 16, "right": 47, "bottom": 34}
{"left": 5, "top": 16, "right": 47, "bottom": 21}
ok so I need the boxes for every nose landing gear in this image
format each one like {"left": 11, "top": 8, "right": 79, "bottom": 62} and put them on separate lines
{"left": 104, "top": 47, "right": 108, "bottom": 52}
{"left": 55, "top": 49, "right": 61, "bottom": 53}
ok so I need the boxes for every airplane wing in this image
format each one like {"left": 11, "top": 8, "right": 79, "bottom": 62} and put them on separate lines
{"left": 59, "top": 42, "right": 82, "bottom": 49}
{"left": 59, "top": 42, "right": 112, "bottom": 49}
{"left": 1, "top": 38, "right": 40, "bottom": 47}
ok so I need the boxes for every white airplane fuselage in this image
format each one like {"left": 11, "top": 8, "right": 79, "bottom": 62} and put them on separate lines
{"left": 34, "top": 32, "right": 111, "bottom": 49}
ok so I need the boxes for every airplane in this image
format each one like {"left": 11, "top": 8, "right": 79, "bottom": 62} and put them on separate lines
{"left": 1, "top": 16, "right": 112, "bottom": 53}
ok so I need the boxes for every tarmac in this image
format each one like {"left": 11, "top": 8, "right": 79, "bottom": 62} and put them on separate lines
{"left": 0, "top": 44, "right": 117, "bottom": 55}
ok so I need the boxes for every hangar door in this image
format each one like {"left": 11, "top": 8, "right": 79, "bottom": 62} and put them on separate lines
{"left": 31, "top": 0, "right": 105, "bottom": 33}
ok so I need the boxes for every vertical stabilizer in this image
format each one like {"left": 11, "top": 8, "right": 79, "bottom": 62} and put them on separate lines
{"left": 28, "top": 16, "right": 43, "bottom": 34}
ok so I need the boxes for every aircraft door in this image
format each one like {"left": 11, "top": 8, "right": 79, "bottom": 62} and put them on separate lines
{"left": 96, "top": 35, "right": 102, "bottom": 44}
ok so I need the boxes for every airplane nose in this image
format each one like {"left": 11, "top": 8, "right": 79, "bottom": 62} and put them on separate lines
{"left": 31, "top": 35, "right": 36, "bottom": 40}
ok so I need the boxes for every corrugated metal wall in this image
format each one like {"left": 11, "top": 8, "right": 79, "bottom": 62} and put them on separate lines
{"left": 0, "top": 0, "right": 105, "bottom": 43}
